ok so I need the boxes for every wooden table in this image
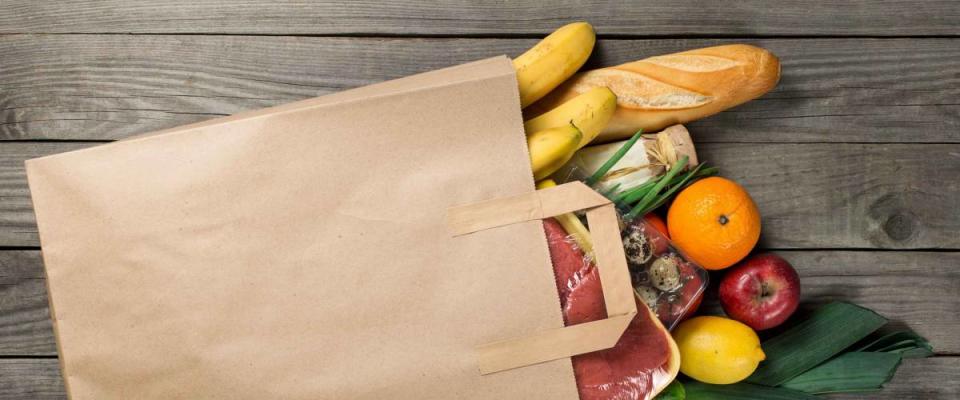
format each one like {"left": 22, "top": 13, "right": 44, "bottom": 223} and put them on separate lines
{"left": 1, "top": 2, "right": 957, "bottom": 398}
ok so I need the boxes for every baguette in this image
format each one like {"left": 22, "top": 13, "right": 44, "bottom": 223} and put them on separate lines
{"left": 525, "top": 44, "right": 780, "bottom": 143}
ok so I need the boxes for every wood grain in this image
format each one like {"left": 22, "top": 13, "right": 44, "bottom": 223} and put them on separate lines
{"left": 0, "top": 251, "right": 54, "bottom": 356}
{"left": 722, "top": 251, "right": 960, "bottom": 355}
{"left": 5, "top": 357, "right": 950, "bottom": 399}
{"left": 2, "top": 35, "right": 958, "bottom": 142}
{"left": 0, "top": 359, "right": 64, "bottom": 400}
{"left": 0, "top": 357, "right": 931, "bottom": 399}
{"left": 2, "top": 142, "right": 958, "bottom": 248}
{"left": 2, "top": 246, "right": 958, "bottom": 356}
{"left": 0, "top": 344, "right": 955, "bottom": 400}
{"left": 701, "top": 143, "right": 960, "bottom": 250}
{"left": 826, "top": 357, "right": 959, "bottom": 399}
{"left": 3, "top": 2, "right": 958, "bottom": 398}
{"left": 1, "top": 1, "right": 958, "bottom": 36}
{"left": 0, "top": 143, "right": 90, "bottom": 248}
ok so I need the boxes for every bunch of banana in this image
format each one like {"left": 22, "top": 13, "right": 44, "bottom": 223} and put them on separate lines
{"left": 528, "top": 124, "right": 582, "bottom": 180}
{"left": 516, "top": 22, "right": 619, "bottom": 256}
{"left": 516, "top": 22, "right": 616, "bottom": 182}
{"left": 525, "top": 88, "right": 617, "bottom": 179}
{"left": 524, "top": 86, "right": 616, "bottom": 149}
{"left": 514, "top": 22, "right": 595, "bottom": 108}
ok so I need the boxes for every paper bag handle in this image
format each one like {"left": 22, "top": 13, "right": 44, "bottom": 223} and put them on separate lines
{"left": 446, "top": 182, "right": 637, "bottom": 374}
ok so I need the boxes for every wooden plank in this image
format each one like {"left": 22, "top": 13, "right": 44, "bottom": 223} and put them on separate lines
{"left": 0, "top": 359, "right": 64, "bottom": 400}
{"left": 2, "top": 250, "right": 957, "bottom": 356}
{"left": 0, "top": 251, "right": 54, "bottom": 355}
{"left": 827, "top": 357, "right": 959, "bottom": 399}
{"left": 0, "top": 143, "right": 90, "bottom": 248}
{"left": 2, "top": 35, "right": 958, "bottom": 142}
{"left": 702, "top": 143, "right": 960, "bottom": 249}
{"left": 1, "top": 1, "right": 958, "bottom": 36}
{"left": 716, "top": 251, "right": 960, "bottom": 355}
{"left": 2, "top": 141, "right": 958, "bottom": 248}
{"left": 0, "top": 355, "right": 955, "bottom": 399}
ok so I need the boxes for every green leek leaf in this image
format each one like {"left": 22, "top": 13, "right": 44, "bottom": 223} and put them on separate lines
{"left": 856, "top": 330, "right": 932, "bottom": 358}
{"left": 746, "top": 302, "right": 887, "bottom": 386}
{"left": 874, "top": 339, "right": 924, "bottom": 353}
{"left": 684, "top": 381, "right": 818, "bottom": 400}
{"left": 654, "top": 380, "right": 686, "bottom": 400}
{"left": 781, "top": 352, "right": 902, "bottom": 394}
{"left": 899, "top": 346, "right": 935, "bottom": 358}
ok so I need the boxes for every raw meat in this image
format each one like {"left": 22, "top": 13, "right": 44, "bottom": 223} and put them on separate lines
{"left": 544, "top": 218, "right": 672, "bottom": 400}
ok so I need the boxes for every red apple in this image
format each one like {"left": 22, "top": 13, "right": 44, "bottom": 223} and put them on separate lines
{"left": 719, "top": 253, "right": 801, "bottom": 330}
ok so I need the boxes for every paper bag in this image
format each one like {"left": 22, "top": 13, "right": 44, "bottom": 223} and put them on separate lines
{"left": 26, "top": 57, "right": 632, "bottom": 399}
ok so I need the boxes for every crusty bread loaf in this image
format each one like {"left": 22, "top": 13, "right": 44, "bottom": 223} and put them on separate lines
{"left": 525, "top": 44, "right": 780, "bottom": 143}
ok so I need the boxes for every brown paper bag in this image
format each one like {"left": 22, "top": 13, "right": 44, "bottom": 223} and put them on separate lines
{"left": 26, "top": 57, "right": 633, "bottom": 399}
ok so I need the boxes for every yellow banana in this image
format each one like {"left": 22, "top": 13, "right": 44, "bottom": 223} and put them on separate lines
{"left": 524, "top": 86, "right": 616, "bottom": 148}
{"left": 528, "top": 124, "right": 582, "bottom": 180}
{"left": 536, "top": 179, "right": 594, "bottom": 257}
{"left": 514, "top": 22, "right": 595, "bottom": 108}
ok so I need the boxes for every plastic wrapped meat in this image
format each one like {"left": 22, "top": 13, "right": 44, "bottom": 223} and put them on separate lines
{"left": 544, "top": 218, "right": 678, "bottom": 400}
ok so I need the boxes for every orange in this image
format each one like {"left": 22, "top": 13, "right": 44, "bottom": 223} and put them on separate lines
{"left": 667, "top": 177, "right": 760, "bottom": 270}
{"left": 643, "top": 213, "right": 669, "bottom": 238}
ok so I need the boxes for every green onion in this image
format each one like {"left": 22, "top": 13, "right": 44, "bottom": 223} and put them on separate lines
{"left": 613, "top": 179, "right": 657, "bottom": 206}
{"left": 632, "top": 163, "right": 714, "bottom": 216}
{"left": 654, "top": 380, "right": 686, "bottom": 400}
{"left": 614, "top": 165, "right": 718, "bottom": 207}
{"left": 586, "top": 130, "right": 643, "bottom": 187}
{"left": 624, "top": 156, "right": 689, "bottom": 220}
{"left": 781, "top": 352, "right": 902, "bottom": 394}
{"left": 684, "top": 381, "right": 818, "bottom": 400}
{"left": 598, "top": 182, "right": 622, "bottom": 201}
{"left": 747, "top": 302, "right": 887, "bottom": 386}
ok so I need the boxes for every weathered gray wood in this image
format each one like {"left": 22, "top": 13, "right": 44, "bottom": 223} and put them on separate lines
{"left": 2, "top": 249, "right": 957, "bottom": 356}
{"left": 0, "top": 143, "right": 90, "bottom": 248}
{"left": 727, "top": 251, "right": 960, "bottom": 355}
{"left": 826, "top": 357, "right": 959, "bottom": 399}
{"left": 0, "top": 359, "right": 64, "bottom": 400}
{"left": 702, "top": 143, "right": 960, "bottom": 249}
{"left": 0, "top": 251, "right": 54, "bottom": 355}
{"left": 1, "top": 1, "right": 958, "bottom": 36}
{"left": 2, "top": 35, "right": 958, "bottom": 142}
{"left": 2, "top": 2, "right": 956, "bottom": 398}
{"left": 3, "top": 141, "right": 957, "bottom": 248}
{"left": 0, "top": 355, "right": 954, "bottom": 399}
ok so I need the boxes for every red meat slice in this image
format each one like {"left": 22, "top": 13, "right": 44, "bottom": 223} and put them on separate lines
{"left": 544, "top": 218, "right": 672, "bottom": 400}
{"left": 543, "top": 217, "right": 589, "bottom": 305}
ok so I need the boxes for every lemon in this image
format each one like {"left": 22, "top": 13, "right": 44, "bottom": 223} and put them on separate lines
{"left": 673, "top": 316, "right": 766, "bottom": 384}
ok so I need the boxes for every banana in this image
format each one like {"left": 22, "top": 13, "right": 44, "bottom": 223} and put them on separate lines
{"left": 536, "top": 179, "right": 594, "bottom": 257}
{"left": 528, "top": 124, "right": 582, "bottom": 180}
{"left": 523, "top": 86, "right": 616, "bottom": 149}
{"left": 514, "top": 22, "right": 595, "bottom": 108}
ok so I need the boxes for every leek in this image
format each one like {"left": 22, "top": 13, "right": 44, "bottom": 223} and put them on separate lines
{"left": 746, "top": 302, "right": 887, "bottom": 386}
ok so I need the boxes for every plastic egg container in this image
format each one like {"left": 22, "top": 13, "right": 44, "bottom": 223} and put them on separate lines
{"left": 622, "top": 218, "right": 709, "bottom": 330}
